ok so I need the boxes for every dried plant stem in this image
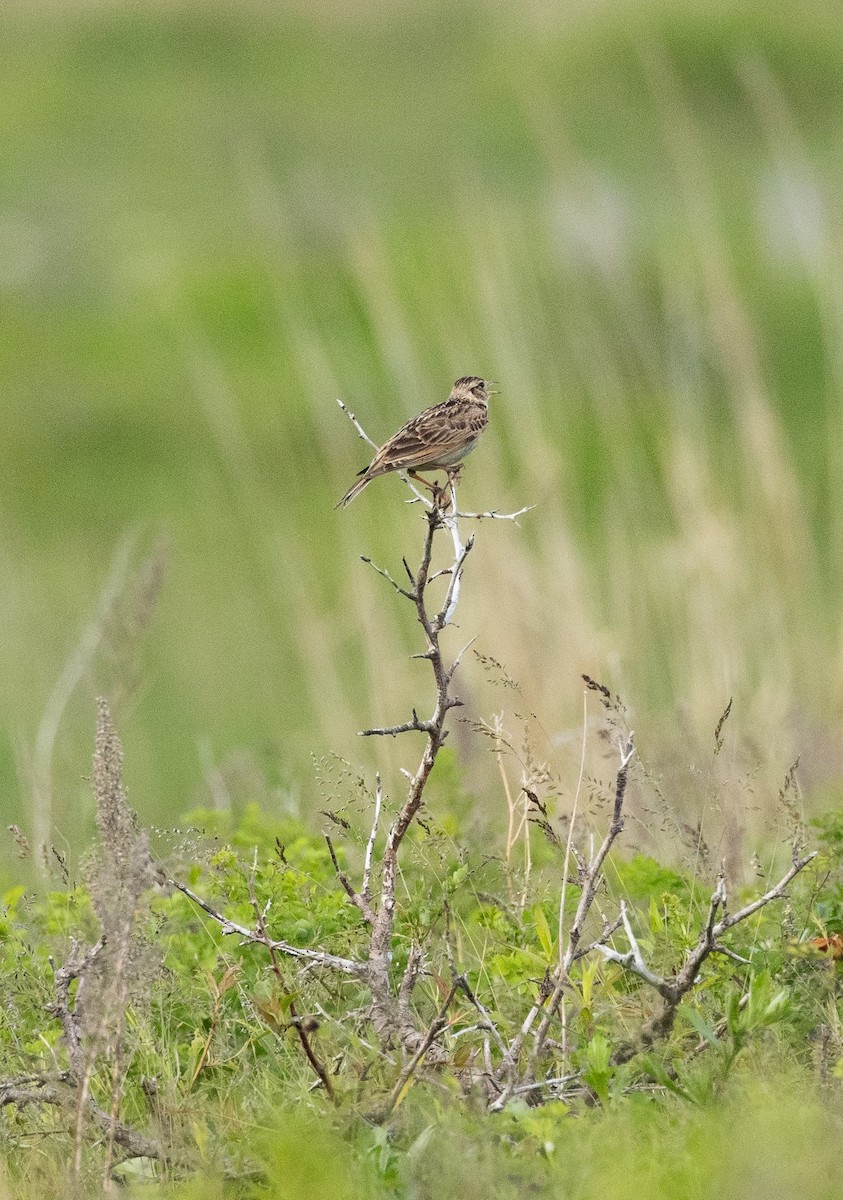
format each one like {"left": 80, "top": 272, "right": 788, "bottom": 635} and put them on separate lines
{"left": 365, "top": 506, "right": 472, "bottom": 1047}
{"left": 30, "top": 534, "right": 137, "bottom": 873}
{"left": 557, "top": 686, "right": 590, "bottom": 1063}
{"left": 492, "top": 734, "right": 635, "bottom": 1107}
{"left": 497, "top": 718, "right": 519, "bottom": 876}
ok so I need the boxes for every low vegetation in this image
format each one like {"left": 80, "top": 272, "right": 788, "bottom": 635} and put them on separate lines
{"left": 2, "top": 506, "right": 842, "bottom": 1196}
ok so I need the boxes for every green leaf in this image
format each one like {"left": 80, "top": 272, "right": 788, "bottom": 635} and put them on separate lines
{"left": 682, "top": 1004, "right": 720, "bottom": 1047}
{"left": 530, "top": 903, "right": 555, "bottom": 962}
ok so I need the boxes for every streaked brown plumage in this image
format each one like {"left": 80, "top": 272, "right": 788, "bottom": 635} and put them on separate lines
{"left": 337, "top": 376, "right": 494, "bottom": 508}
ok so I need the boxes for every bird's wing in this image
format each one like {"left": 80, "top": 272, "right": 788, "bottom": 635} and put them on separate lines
{"left": 366, "top": 400, "right": 487, "bottom": 475}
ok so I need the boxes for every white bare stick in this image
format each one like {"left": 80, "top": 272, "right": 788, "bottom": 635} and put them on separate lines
{"left": 335, "top": 397, "right": 379, "bottom": 450}
{"left": 361, "top": 774, "right": 383, "bottom": 906}
{"left": 447, "top": 635, "right": 479, "bottom": 682}
{"left": 429, "top": 475, "right": 470, "bottom": 627}
{"left": 438, "top": 535, "right": 473, "bottom": 629}
{"left": 596, "top": 853, "right": 816, "bottom": 1066}
{"left": 440, "top": 485, "right": 464, "bottom": 618}
{"left": 594, "top": 901, "right": 671, "bottom": 992}
{"left": 454, "top": 505, "right": 536, "bottom": 523}
{"left": 559, "top": 690, "right": 589, "bottom": 969}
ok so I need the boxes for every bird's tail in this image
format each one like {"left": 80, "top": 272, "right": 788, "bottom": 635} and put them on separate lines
{"left": 336, "top": 472, "right": 373, "bottom": 509}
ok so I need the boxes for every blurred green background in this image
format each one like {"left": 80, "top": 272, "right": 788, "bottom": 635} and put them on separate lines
{"left": 3, "top": 0, "right": 843, "bottom": 871}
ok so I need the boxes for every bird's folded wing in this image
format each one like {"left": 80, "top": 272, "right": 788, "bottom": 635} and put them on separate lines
{"left": 370, "top": 403, "right": 487, "bottom": 472}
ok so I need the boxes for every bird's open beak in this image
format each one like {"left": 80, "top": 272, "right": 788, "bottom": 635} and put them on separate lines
{"left": 486, "top": 381, "right": 500, "bottom": 395}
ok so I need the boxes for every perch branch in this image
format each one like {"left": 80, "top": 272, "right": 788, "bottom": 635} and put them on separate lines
{"left": 325, "top": 833, "right": 375, "bottom": 925}
{"left": 373, "top": 979, "right": 460, "bottom": 1123}
{"left": 336, "top": 398, "right": 431, "bottom": 506}
{"left": 361, "top": 501, "right": 483, "bottom": 1050}
{"left": 453, "top": 505, "right": 536, "bottom": 523}
{"left": 360, "top": 710, "right": 434, "bottom": 737}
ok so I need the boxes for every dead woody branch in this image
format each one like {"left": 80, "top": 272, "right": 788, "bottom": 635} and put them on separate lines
{"left": 490, "top": 719, "right": 816, "bottom": 1109}
{"left": 173, "top": 433, "right": 530, "bottom": 1088}
{"left": 173, "top": 502, "right": 479, "bottom": 1052}
{"left": 597, "top": 853, "right": 816, "bottom": 1064}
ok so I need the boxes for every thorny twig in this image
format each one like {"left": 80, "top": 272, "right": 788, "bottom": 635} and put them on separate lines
{"left": 597, "top": 850, "right": 816, "bottom": 1063}
{"left": 176, "top": 412, "right": 529, "bottom": 1074}
{"left": 336, "top": 398, "right": 430, "bottom": 507}
{"left": 361, "top": 773, "right": 383, "bottom": 907}
{"left": 364, "top": 505, "right": 472, "bottom": 1049}
{"left": 168, "top": 876, "right": 366, "bottom": 976}
{"left": 171, "top": 496, "right": 491, "bottom": 1059}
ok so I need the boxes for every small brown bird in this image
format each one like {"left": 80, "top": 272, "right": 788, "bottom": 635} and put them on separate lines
{"left": 337, "top": 376, "right": 495, "bottom": 508}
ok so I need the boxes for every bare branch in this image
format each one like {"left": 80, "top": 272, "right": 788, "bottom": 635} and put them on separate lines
{"left": 453, "top": 505, "right": 536, "bottom": 523}
{"left": 602, "top": 854, "right": 816, "bottom": 1065}
{"left": 434, "top": 533, "right": 474, "bottom": 631}
{"left": 336, "top": 398, "right": 431, "bottom": 507}
{"left": 366, "top": 509, "right": 467, "bottom": 1047}
{"left": 48, "top": 938, "right": 106, "bottom": 1077}
{"left": 360, "top": 710, "right": 434, "bottom": 738}
{"left": 455, "top": 975, "right": 508, "bottom": 1057}
{"left": 335, "top": 397, "right": 379, "bottom": 450}
{"left": 715, "top": 854, "right": 815, "bottom": 934}
{"left": 712, "top": 944, "right": 752, "bottom": 966}
{"left": 572, "top": 913, "right": 624, "bottom": 962}
{"left": 325, "top": 833, "right": 375, "bottom": 925}
{"left": 373, "top": 980, "right": 460, "bottom": 1123}
{"left": 0, "top": 1076, "right": 174, "bottom": 1163}
{"left": 169, "top": 877, "right": 366, "bottom": 977}
{"left": 360, "top": 555, "right": 415, "bottom": 600}
{"left": 594, "top": 902, "right": 672, "bottom": 996}
{"left": 361, "top": 774, "right": 383, "bottom": 907}
{"left": 447, "top": 635, "right": 479, "bottom": 683}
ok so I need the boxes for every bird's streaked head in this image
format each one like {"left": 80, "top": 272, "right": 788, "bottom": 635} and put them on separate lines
{"left": 450, "top": 376, "right": 498, "bottom": 402}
